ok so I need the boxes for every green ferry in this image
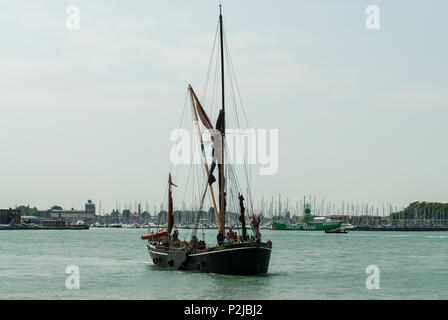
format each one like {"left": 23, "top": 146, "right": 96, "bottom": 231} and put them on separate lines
{"left": 272, "top": 204, "right": 341, "bottom": 231}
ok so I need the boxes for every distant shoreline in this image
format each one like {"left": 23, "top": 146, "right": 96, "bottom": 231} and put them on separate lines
{"left": 0, "top": 226, "right": 89, "bottom": 230}
{"left": 352, "top": 226, "right": 448, "bottom": 231}
{"left": 2, "top": 225, "right": 448, "bottom": 232}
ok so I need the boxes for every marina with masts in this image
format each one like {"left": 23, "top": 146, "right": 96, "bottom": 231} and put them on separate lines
{"left": 3, "top": 194, "right": 448, "bottom": 231}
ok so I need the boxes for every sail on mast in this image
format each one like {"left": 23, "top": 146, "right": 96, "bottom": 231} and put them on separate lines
{"left": 167, "top": 173, "right": 177, "bottom": 235}
{"left": 190, "top": 87, "right": 214, "bottom": 132}
{"left": 142, "top": 5, "right": 272, "bottom": 276}
{"left": 188, "top": 85, "right": 223, "bottom": 234}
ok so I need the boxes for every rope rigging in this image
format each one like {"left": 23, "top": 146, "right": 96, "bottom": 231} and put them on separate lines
{"left": 158, "top": 13, "right": 258, "bottom": 240}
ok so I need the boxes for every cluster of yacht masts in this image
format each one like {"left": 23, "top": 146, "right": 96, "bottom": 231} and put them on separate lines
{"left": 254, "top": 195, "right": 404, "bottom": 218}
{"left": 94, "top": 195, "right": 404, "bottom": 218}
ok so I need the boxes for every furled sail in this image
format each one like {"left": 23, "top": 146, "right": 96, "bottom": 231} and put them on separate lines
{"left": 215, "top": 109, "right": 226, "bottom": 230}
{"left": 208, "top": 109, "right": 225, "bottom": 185}
{"left": 167, "top": 173, "right": 177, "bottom": 235}
{"left": 239, "top": 194, "right": 248, "bottom": 241}
{"left": 250, "top": 215, "right": 261, "bottom": 242}
{"left": 215, "top": 109, "right": 224, "bottom": 133}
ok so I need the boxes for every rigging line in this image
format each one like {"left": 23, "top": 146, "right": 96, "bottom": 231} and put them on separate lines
{"left": 191, "top": 89, "right": 220, "bottom": 228}
{"left": 196, "top": 152, "right": 205, "bottom": 208}
{"left": 208, "top": 31, "right": 221, "bottom": 122}
{"left": 222, "top": 26, "right": 253, "bottom": 194}
{"left": 228, "top": 155, "right": 252, "bottom": 218}
{"left": 190, "top": 100, "right": 200, "bottom": 212}
{"left": 194, "top": 109, "right": 212, "bottom": 217}
{"left": 201, "top": 19, "right": 220, "bottom": 104}
{"left": 190, "top": 178, "right": 209, "bottom": 240}
{"left": 181, "top": 148, "right": 194, "bottom": 208}
{"left": 229, "top": 169, "right": 244, "bottom": 212}
{"left": 193, "top": 147, "right": 200, "bottom": 203}
{"left": 224, "top": 29, "right": 251, "bottom": 130}
{"left": 223, "top": 144, "right": 244, "bottom": 201}
{"left": 225, "top": 48, "right": 253, "bottom": 216}
{"left": 160, "top": 184, "right": 169, "bottom": 220}
{"left": 214, "top": 16, "right": 223, "bottom": 121}
{"left": 223, "top": 39, "right": 255, "bottom": 216}
{"left": 191, "top": 94, "right": 221, "bottom": 230}
{"left": 161, "top": 87, "right": 190, "bottom": 208}
{"left": 171, "top": 88, "right": 190, "bottom": 180}
{"left": 225, "top": 51, "right": 243, "bottom": 135}
{"left": 226, "top": 58, "right": 253, "bottom": 202}
{"left": 160, "top": 90, "right": 191, "bottom": 222}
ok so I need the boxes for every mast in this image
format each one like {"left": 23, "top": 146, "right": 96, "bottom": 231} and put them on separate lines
{"left": 219, "top": 5, "right": 225, "bottom": 119}
{"left": 218, "top": 5, "right": 226, "bottom": 234}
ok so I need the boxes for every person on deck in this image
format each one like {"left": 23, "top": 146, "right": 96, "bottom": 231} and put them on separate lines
{"left": 172, "top": 229, "right": 179, "bottom": 242}
{"left": 227, "top": 227, "right": 236, "bottom": 243}
{"left": 190, "top": 235, "right": 198, "bottom": 248}
{"left": 217, "top": 232, "right": 224, "bottom": 246}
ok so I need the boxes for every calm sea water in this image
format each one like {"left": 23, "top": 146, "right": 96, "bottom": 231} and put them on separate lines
{"left": 0, "top": 228, "right": 447, "bottom": 300}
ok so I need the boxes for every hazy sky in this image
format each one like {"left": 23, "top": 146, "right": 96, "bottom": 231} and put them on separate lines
{"left": 0, "top": 0, "right": 447, "bottom": 213}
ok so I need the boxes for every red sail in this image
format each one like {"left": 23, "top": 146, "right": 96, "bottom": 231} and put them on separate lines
{"left": 191, "top": 89, "right": 214, "bottom": 131}
{"left": 215, "top": 109, "right": 224, "bottom": 133}
{"left": 215, "top": 109, "right": 226, "bottom": 230}
{"left": 214, "top": 109, "right": 226, "bottom": 230}
{"left": 167, "top": 173, "right": 177, "bottom": 235}
{"left": 208, "top": 109, "right": 225, "bottom": 185}
{"left": 190, "top": 86, "right": 220, "bottom": 186}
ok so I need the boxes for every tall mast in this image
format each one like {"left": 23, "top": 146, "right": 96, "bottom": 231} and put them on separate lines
{"left": 218, "top": 5, "right": 226, "bottom": 233}
{"left": 219, "top": 5, "right": 225, "bottom": 119}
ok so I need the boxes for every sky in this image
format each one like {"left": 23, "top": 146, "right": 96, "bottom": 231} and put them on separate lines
{"left": 0, "top": 0, "right": 447, "bottom": 214}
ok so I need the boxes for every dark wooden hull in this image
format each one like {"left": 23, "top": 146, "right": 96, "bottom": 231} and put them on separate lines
{"left": 147, "top": 242, "right": 272, "bottom": 275}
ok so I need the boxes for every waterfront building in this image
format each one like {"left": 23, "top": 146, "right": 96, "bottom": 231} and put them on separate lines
{"left": 0, "top": 209, "right": 21, "bottom": 224}
{"left": 48, "top": 199, "right": 96, "bottom": 224}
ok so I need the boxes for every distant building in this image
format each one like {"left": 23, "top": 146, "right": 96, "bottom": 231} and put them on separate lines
{"left": 329, "top": 214, "right": 389, "bottom": 226}
{"left": 85, "top": 199, "right": 95, "bottom": 215}
{"left": 110, "top": 210, "right": 120, "bottom": 223}
{"left": 49, "top": 199, "right": 96, "bottom": 224}
{"left": 0, "top": 209, "right": 21, "bottom": 224}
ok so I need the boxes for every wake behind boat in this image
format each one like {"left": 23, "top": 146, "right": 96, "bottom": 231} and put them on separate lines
{"left": 141, "top": 6, "right": 272, "bottom": 275}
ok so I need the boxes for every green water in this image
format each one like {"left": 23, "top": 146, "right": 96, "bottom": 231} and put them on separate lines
{"left": 0, "top": 228, "right": 447, "bottom": 299}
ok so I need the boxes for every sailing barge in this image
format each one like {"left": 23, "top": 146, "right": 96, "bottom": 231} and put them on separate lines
{"left": 142, "top": 6, "right": 272, "bottom": 275}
